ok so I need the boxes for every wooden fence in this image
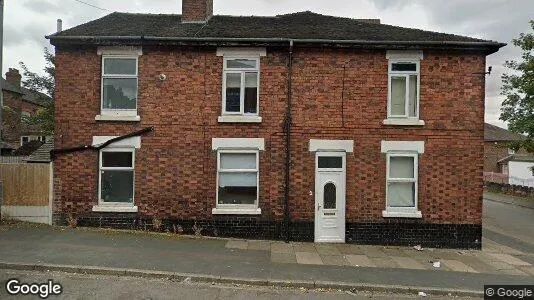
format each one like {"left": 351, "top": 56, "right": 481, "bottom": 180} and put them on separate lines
{"left": 0, "top": 156, "right": 27, "bottom": 164}
{"left": 0, "top": 163, "right": 52, "bottom": 224}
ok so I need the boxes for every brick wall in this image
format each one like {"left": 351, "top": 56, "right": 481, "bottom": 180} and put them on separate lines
{"left": 53, "top": 46, "right": 486, "bottom": 245}
{"left": 2, "top": 90, "right": 22, "bottom": 146}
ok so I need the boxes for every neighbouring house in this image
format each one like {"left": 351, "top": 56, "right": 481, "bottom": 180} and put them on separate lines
{"left": 1, "top": 68, "right": 52, "bottom": 153}
{"left": 484, "top": 123, "right": 527, "bottom": 173}
{"left": 47, "top": 0, "right": 504, "bottom": 248}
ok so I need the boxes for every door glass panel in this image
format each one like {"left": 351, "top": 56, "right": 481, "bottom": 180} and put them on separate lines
{"left": 323, "top": 182, "right": 336, "bottom": 209}
{"left": 318, "top": 156, "right": 342, "bottom": 168}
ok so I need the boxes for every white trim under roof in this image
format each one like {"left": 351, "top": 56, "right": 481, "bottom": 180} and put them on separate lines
{"left": 381, "top": 141, "right": 424, "bottom": 154}
{"left": 92, "top": 136, "right": 141, "bottom": 149}
{"left": 212, "top": 138, "right": 265, "bottom": 151}
{"left": 309, "top": 139, "right": 354, "bottom": 152}
{"left": 97, "top": 46, "right": 143, "bottom": 56}
{"left": 216, "top": 47, "right": 267, "bottom": 57}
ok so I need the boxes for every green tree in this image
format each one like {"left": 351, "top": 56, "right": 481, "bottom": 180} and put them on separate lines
{"left": 500, "top": 21, "right": 534, "bottom": 152}
{"left": 19, "top": 47, "right": 55, "bottom": 135}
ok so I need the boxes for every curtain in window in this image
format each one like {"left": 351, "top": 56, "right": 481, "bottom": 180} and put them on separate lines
{"left": 391, "top": 77, "right": 406, "bottom": 115}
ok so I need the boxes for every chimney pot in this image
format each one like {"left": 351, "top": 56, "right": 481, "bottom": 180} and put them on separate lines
{"left": 6, "top": 68, "right": 21, "bottom": 89}
{"left": 182, "top": 0, "right": 213, "bottom": 23}
{"left": 57, "top": 19, "right": 63, "bottom": 33}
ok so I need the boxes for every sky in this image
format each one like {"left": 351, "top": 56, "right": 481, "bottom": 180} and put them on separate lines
{"left": 3, "top": 0, "right": 533, "bottom": 128}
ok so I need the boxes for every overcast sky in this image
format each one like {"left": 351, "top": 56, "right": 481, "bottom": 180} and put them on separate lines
{"left": 4, "top": 0, "right": 533, "bottom": 128}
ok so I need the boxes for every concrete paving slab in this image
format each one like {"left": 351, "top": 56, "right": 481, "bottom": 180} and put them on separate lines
{"left": 292, "top": 243, "right": 316, "bottom": 253}
{"left": 225, "top": 240, "right": 248, "bottom": 250}
{"left": 248, "top": 240, "right": 271, "bottom": 251}
{"left": 485, "top": 253, "right": 531, "bottom": 266}
{"left": 295, "top": 252, "right": 323, "bottom": 265}
{"left": 315, "top": 244, "right": 341, "bottom": 255}
{"left": 345, "top": 255, "right": 376, "bottom": 267}
{"left": 390, "top": 256, "right": 427, "bottom": 270}
{"left": 368, "top": 257, "right": 399, "bottom": 268}
{"left": 336, "top": 244, "right": 364, "bottom": 255}
{"left": 455, "top": 255, "right": 500, "bottom": 274}
{"left": 483, "top": 238, "right": 524, "bottom": 255}
{"left": 359, "top": 246, "right": 388, "bottom": 258}
{"left": 320, "top": 255, "right": 348, "bottom": 266}
{"left": 271, "top": 242, "right": 293, "bottom": 254}
{"left": 517, "top": 266, "right": 534, "bottom": 276}
{"left": 271, "top": 252, "right": 296, "bottom": 264}
{"left": 441, "top": 260, "right": 479, "bottom": 273}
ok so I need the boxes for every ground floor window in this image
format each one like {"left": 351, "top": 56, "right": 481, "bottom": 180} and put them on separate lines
{"left": 386, "top": 153, "right": 417, "bottom": 209}
{"left": 217, "top": 150, "right": 258, "bottom": 208}
{"left": 99, "top": 149, "right": 135, "bottom": 203}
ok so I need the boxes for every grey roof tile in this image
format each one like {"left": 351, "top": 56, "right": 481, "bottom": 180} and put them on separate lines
{"left": 484, "top": 123, "right": 526, "bottom": 142}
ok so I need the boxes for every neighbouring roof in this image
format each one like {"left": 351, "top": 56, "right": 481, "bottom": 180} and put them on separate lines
{"left": 26, "top": 138, "right": 54, "bottom": 163}
{"left": 498, "top": 154, "right": 534, "bottom": 164}
{"left": 47, "top": 11, "right": 505, "bottom": 53}
{"left": 1, "top": 78, "right": 52, "bottom": 107}
{"left": 12, "top": 140, "right": 44, "bottom": 156}
{"left": 484, "top": 123, "right": 526, "bottom": 142}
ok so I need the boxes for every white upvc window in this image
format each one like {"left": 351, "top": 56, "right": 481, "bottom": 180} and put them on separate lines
{"left": 99, "top": 56, "right": 139, "bottom": 120}
{"left": 222, "top": 58, "right": 260, "bottom": 115}
{"left": 381, "top": 140, "right": 424, "bottom": 218}
{"left": 384, "top": 51, "right": 424, "bottom": 126}
{"left": 217, "top": 48, "right": 265, "bottom": 123}
{"left": 98, "top": 148, "right": 135, "bottom": 205}
{"left": 216, "top": 150, "right": 259, "bottom": 209}
{"left": 20, "top": 136, "right": 30, "bottom": 146}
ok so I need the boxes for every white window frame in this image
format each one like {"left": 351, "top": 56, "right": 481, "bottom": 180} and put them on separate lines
{"left": 381, "top": 140, "right": 423, "bottom": 218}
{"left": 221, "top": 57, "right": 260, "bottom": 116}
{"left": 384, "top": 51, "right": 424, "bottom": 126}
{"left": 98, "top": 55, "right": 140, "bottom": 121}
{"left": 385, "top": 152, "right": 419, "bottom": 214}
{"left": 215, "top": 149, "right": 260, "bottom": 212}
{"left": 20, "top": 136, "right": 30, "bottom": 146}
{"left": 94, "top": 147, "right": 137, "bottom": 212}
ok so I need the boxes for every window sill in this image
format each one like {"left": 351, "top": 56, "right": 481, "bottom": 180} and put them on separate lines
{"left": 382, "top": 210, "right": 422, "bottom": 218}
{"left": 95, "top": 115, "right": 141, "bottom": 122}
{"left": 92, "top": 205, "right": 138, "bottom": 213}
{"left": 218, "top": 115, "right": 262, "bottom": 123}
{"left": 382, "top": 119, "right": 425, "bottom": 126}
{"left": 211, "top": 207, "right": 262, "bottom": 215}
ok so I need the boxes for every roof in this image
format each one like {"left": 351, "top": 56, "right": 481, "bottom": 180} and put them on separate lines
{"left": 48, "top": 12, "right": 505, "bottom": 53}
{"left": 1, "top": 78, "right": 52, "bottom": 107}
{"left": 484, "top": 123, "right": 526, "bottom": 142}
{"left": 0, "top": 140, "right": 14, "bottom": 150}
{"left": 26, "top": 138, "right": 54, "bottom": 163}
{"left": 12, "top": 140, "right": 44, "bottom": 156}
{"left": 498, "top": 154, "right": 534, "bottom": 164}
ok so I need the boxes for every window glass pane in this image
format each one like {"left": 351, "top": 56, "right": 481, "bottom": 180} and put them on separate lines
{"left": 101, "top": 170, "right": 134, "bottom": 203}
{"left": 104, "top": 58, "right": 136, "bottom": 75}
{"left": 220, "top": 153, "right": 256, "bottom": 169}
{"left": 388, "top": 182, "right": 415, "bottom": 207}
{"left": 323, "top": 182, "right": 336, "bottom": 209}
{"left": 244, "top": 72, "right": 258, "bottom": 114}
{"left": 227, "top": 59, "right": 256, "bottom": 69}
{"left": 392, "top": 63, "right": 416, "bottom": 72}
{"left": 389, "top": 156, "right": 414, "bottom": 178}
{"left": 318, "top": 156, "right": 342, "bottom": 168}
{"left": 225, "top": 73, "right": 241, "bottom": 112}
{"left": 102, "top": 152, "right": 133, "bottom": 168}
{"left": 390, "top": 76, "right": 406, "bottom": 115}
{"left": 103, "top": 78, "right": 137, "bottom": 109}
{"left": 218, "top": 172, "right": 257, "bottom": 205}
{"left": 408, "top": 75, "right": 417, "bottom": 117}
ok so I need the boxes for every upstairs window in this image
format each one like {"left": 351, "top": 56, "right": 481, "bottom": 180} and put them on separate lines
{"left": 101, "top": 56, "right": 138, "bottom": 116}
{"left": 223, "top": 58, "right": 259, "bottom": 115}
{"left": 384, "top": 51, "right": 423, "bottom": 126}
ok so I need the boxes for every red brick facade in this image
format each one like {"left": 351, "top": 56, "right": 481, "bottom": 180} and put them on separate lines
{"left": 2, "top": 89, "right": 22, "bottom": 147}
{"left": 53, "top": 46, "right": 486, "bottom": 236}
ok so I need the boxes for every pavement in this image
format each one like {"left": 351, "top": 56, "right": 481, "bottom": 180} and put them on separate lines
{"left": 0, "top": 192, "right": 532, "bottom": 297}
{"left": 0, "top": 221, "right": 532, "bottom": 297}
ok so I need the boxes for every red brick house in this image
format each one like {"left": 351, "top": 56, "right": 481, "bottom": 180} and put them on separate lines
{"left": 1, "top": 68, "right": 51, "bottom": 153}
{"left": 47, "top": 0, "right": 504, "bottom": 248}
{"left": 484, "top": 123, "right": 526, "bottom": 173}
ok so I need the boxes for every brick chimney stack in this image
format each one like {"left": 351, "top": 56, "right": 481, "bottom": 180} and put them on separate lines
{"left": 182, "top": 0, "right": 213, "bottom": 23}
{"left": 5, "top": 68, "right": 21, "bottom": 89}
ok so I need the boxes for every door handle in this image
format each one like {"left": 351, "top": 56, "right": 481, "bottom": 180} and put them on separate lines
{"left": 317, "top": 205, "right": 321, "bottom": 211}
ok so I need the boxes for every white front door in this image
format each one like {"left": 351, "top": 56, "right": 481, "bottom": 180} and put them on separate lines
{"left": 314, "top": 152, "right": 346, "bottom": 243}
